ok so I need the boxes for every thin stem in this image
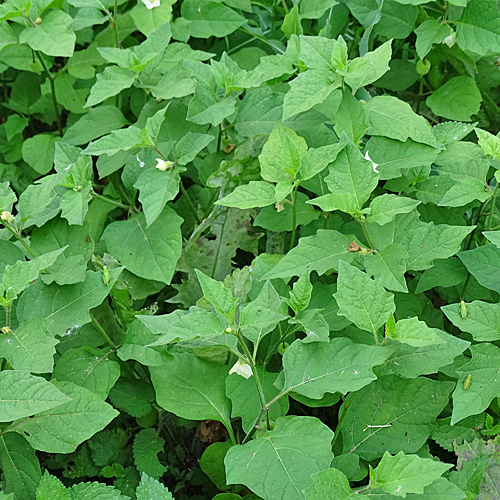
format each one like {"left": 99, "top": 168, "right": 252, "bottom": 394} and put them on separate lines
{"left": 5, "top": 304, "right": 11, "bottom": 328}
{"left": 487, "top": 182, "right": 499, "bottom": 231}
{"left": 91, "top": 190, "right": 136, "bottom": 211}
{"left": 179, "top": 181, "right": 202, "bottom": 225}
{"left": 289, "top": 185, "right": 298, "bottom": 252}
{"left": 280, "top": 0, "right": 289, "bottom": 14}
{"left": 236, "top": 331, "right": 270, "bottom": 429}
{"left": 359, "top": 218, "right": 375, "bottom": 250}
{"left": 35, "top": 52, "right": 62, "bottom": 137}
{"left": 216, "top": 123, "right": 223, "bottom": 151}
{"left": 112, "top": 0, "right": 120, "bottom": 48}
{"left": 0, "top": 221, "right": 38, "bottom": 259}
{"left": 90, "top": 312, "right": 117, "bottom": 350}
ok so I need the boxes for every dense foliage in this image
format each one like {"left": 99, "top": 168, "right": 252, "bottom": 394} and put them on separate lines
{"left": 2, "top": 0, "right": 500, "bottom": 498}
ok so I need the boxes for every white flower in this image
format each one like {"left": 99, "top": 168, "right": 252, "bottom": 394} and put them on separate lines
{"left": 141, "top": 0, "right": 160, "bottom": 9}
{"left": 229, "top": 359, "right": 253, "bottom": 379}
{"left": 443, "top": 32, "right": 456, "bottom": 48}
{"left": 364, "top": 151, "right": 379, "bottom": 174}
{"left": 155, "top": 158, "right": 173, "bottom": 171}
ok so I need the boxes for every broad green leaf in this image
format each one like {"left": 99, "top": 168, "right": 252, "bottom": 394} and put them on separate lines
{"left": 16, "top": 269, "right": 122, "bottom": 336}
{"left": 281, "top": 338, "right": 393, "bottom": 399}
{"left": 341, "top": 375, "right": 453, "bottom": 460}
{"left": 299, "top": 35, "right": 336, "bottom": 71}
{"left": 459, "top": 245, "right": 500, "bottom": 293}
{"left": 13, "top": 381, "right": 119, "bottom": 453}
{"left": 226, "top": 367, "right": 289, "bottom": 433}
{"left": 0, "top": 433, "right": 41, "bottom": 500}
{"left": 282, "top": 5, "right": 303, "bottom": 38}
{"left": 442, "top": 300, "right": 500, "bottom": 342}
{"left": 52, "top": 347, "right": 120, "bottom": 399}
{"left": 334, "top": 262, "right": 395, "bottom": 340}
{"left": 375, "top": 328, "right": 470, "bottom": 378}
{"left": 174, "top": 132, "right": 214, "bottom": 165}
{"left": 101, "top": 208, "right": 182, "bottom": 284}
{"left": 456, "top": 0, "right": 500, "bottom": 56}
{"left": 225, "top": 416, "right": 334, "bottom": 500}
{"left": 324, "top": 140, "right": 379, "bottom": 211}
{"left": 364, "top": 137, "right": 437, "bottom": 180}
{"left": 404, "top": 223, "right": 474, "bottom": 271}
{"left": 370, "top": 451, "right": 451, "bottom": 496}
{"left": 299, "top": 0, "right": 339, "bottom": 19}
{"left": 19, "top": 10, "right": 75, "bottom": 57}
{"left": 0, "top": 319, "right": 58, "bottom": 373}
{"left": 367, "top": 194, "right": 421, "bottom": 226}
{"left": 85, "top": 66, "right": 137, "bottom": 108}
{"left": 134, "top": 167, "right": 181, "bottom": 227}
{"left": 283, "top": 70, "right": 340, "bottom": 120}
{"left": 136, "top": 473, "right": 174, "bottom": 500}
{"left": 415, "top": 258, "right": 468, "bottom": 294}
{"left": 365, "top": 96, "right": 437, "bottom": 146}
{"left": 333, "top": 90, "right": 368, "bottom": 144}
{"left": 300, "top": 142, "right": 346, "bottom": 180}
{"left": 344, "top": 40, "right": 392, "bottom": 90}
{"left": 452, "top": 343, "right": 500, "bottom": 424}
{"left": 438, "top": 177, "right": 492, "bottom": 207}
{"left": 69, "top": 481, "right": 123, "bottom": 499}
{"left": 0, "top": 371, "right": 70, "bottom": 422}
{"left": 180, "top": 0, "right": 245, "bottom": 37}
{"left": 262, "top": 229, "right": 355, "bottom": 279}
{"left": 21, "top": 134, "right": 59, "bottom": 175}
{"left": 2, "top": 247, "right": 65, "bottom": 296}
{"left": 133, "top": 427, "right": 167, "bottom": 479}
{"left": 259, "top": 122, "right": 308, "bottom": 183}
{"left": 415, "top": 19, "right": 452, "bottom": 59}
{"left": 150, "top": 352, "right": 232, "bottom": 429}
{"left": 389, "top": 317, "right": 444, "bottom": 347}
{"left": 83, "top": 125, "right": 142, "bottom": 155}
{"left": 288, "top": 269, "right": 313, "bottom": 313}
{"left": 484, "top": 230, "right": 500, "bottom": 247}
{"left": 304, "top": 468, "right": 352, "bottom": 500}
{"left": 434, "top": 141, "right": 489, "bottom": 182}
{"left": 195, "top": 269, "right": 238, "bottom": 320}
{"left": 35, "top": 472, "right": 69, "bottom": 500}
{"left": 426, "top": 77, "right": 482, "bottom": 122}
{"left": 216, "top": 181, "right": 276, "bottom": 209}
{"left": 476, "top": 128, "right": 500, "bottom": 161}
{"left": 364, "top": 244, "right": 409, "bottom": 293}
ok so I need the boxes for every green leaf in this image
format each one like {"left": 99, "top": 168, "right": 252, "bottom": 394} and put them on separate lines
{"left": 438, "top": 177, "right": 491, "bottom": 207}
{"left": 370, "top": 451, "right": 452, "bottom": 496}
{"left": 367, "top": 194, "right": 421, "bottom": 226}
{"left": 389, "top": 317, "right": 445, "bottom": 347}
{"left": 0, "top": 371, "right": 71, "bottom": 422}
{"left": 288, "top": 269, "right": 313, "bottom": 313}
{"left": 0, "top": 319, "right": 58, "bottom": 373}
{"left": 101, "top": 208, "right": 182, "bottom": 284}
{"left": 36, "top": 472, "right": 69, "bottom": 500}
{"left": 476, "top": 128, "right": 500, "bottom": 162}
{"left": 442, "top": 300, "right": 500, "bottom": 342}
{"left": 13, "top": 381, "right": 118, "bottom": 453}
{"left": 259, "top": 122, "right": 308, "bottom": 183}
{"left": 281, "top": 338, "right": 393, "bottom": 399}
{"left": 415, "top": 258, "right": 468, "bottom": 294}
{"left": 19, "top": 10, "right": 75, "bottom": 57}
{"left": 133, "top": 428, "right": 167, "bottom": 479}
{"left": 452, "top": 343, "right": 500, "bottom": 424}
{"left": 195, "top": 269, "right": 239, "bottom": 320}
{"left": 134, "top": 167, "right": 181, "bottom": 227}
{"left": 344, "top": 40, "right": 392, "bottom": 90}
{"left": 262, "top": 229, "right": 355, "bottom": 279}
{"left": 364, "top": 244, "right": 409, "bottom": 293}
{"left": 456, "top": 0, "right": 500, "bottom": 56}
{"left": 150, "top": 352, "right": 232, "bottom": 428}
{"left": 427, "top": 77, "right": 482, "bottom": 122}
{"left": 136, "top": 473, "right": 174, "bottom": 500}
{"left": 365, "top": 96, "right": 437, "bottom": 146}
{"left": 324, "top": 140, "right": 379, "bottom": 211}
{"left": 304, "top": 468, "right": 352, "bottom": 500}
{"left": 415, "top": 19, "right": 452, "bottom": 59}
{"left": 341, "top": 375, "right": 453, "bottom": 460}
{"left": 216, "top": 181, "right": 276, "bottom": 209}
{"left": 283, "top": 70, "right": 340, "bottom": 120}
{"left": 52, "top": 347, "right": 120, "bottom": 399}
{"left": 299, "top": 35, "right": 336, "bottom": 71}
{"left": 333, "top": 90, "right": 368, "bottom": 144}
{"left": 334, "top": 261, "right": 395, "bottom": 339}
{"left": 174, "top": 132, "right": 214, "bottom": 165}
{"left": 83, "top": 125, "right": 142, "bottom": 155}
{"left": 0, "top": 433, "right": 41, "bottom": 500}
{"left": 225, "top": 416, "right": 334, "bottom": 500}
{"left": 459, "top": 245, "right": 500, "bottom": 293}
{"left": 21, "top": 134, "right": 59, "bottom": 175}
{"left": 180, "top": 0, "right": 245, "bottom": 37}
{"left": 85, "top": 66, "right": 137, "bottom": 108}
{"left": 300, "top": 142, "right": 346, "bottom": 181}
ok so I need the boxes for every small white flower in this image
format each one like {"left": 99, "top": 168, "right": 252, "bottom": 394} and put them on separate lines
{"left": 155, "top": 158, "right": 173, "bottom": 171}
{"left": 443, "top": 32, "right": 456, "bottom": 48}
{"left": 364, "top": 151, "right": 379, "bottom": 174}
{"left": 229, "top": 359, "right": 253, "bottom": 379}
{"left": 141, "top": 0, "right": 160, "bottom": 9}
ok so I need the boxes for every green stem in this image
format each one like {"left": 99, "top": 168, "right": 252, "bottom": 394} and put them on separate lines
{"left": 280, "top": 0, "right": 289, "bottom": 13}
{"left": 331, "top": 393, "right": 354, "bottom": 449}
{"left": 91, "top": 190, "right": 137, "bottom": 211}
{"left": 487, "top": 182, "right": 499, "bottom": 231}
{"left": 5, "top": 304, "right": 11, "bottom": 328}
{"left": 216, "top": 123, "right": 223, "bottom": 151}
{"left": 179, "top": 181, "right": 202, "bottom": 225}
{"left": 35, "top": 52, "right": 62, "bottom": 137}
{"left": 289, "top": 185, "right": 298, "bottom": 252}
{"left": 359, "top": 218, "right": 375, "bottom": 250}
{"left": 112, "top": 0, "right": 120, "bottom": 48}
{"left": 236, "top": 331, "right": 270, "bottom": 430}
{"left": 0, "top": 221, "right": 38, "bottom": 259}
{"left": 90, "top": 312, "right": 117, "bottom": 350}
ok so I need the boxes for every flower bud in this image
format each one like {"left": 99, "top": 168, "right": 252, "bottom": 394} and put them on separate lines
{"left": 2, "top": 326, "right": 11, "bottom": 334}
{"left": 1, "top": 211, "right": 14, "bottom": 224}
